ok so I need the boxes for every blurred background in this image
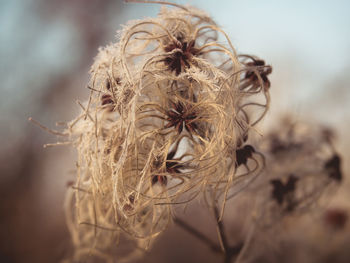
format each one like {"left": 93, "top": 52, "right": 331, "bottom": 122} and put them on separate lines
{"left": 1, "top": 0, "right": 349, "bottom": 262}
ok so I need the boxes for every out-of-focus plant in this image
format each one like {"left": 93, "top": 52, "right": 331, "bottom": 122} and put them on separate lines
{"left": 235, "top": 117, "right": 344, "bottom": 263}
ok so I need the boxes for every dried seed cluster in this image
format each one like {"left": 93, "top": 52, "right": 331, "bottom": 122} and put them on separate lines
{"left": 64, "top": 3, "right": 271, "bottom": 260}
{"left": 256, "top": 118, "right": 342, "bottom": 225}
{"left": 234, "top": 118, "right": 344, "bottom": 262}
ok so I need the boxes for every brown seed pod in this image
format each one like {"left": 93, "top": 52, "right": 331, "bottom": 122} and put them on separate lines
{"left": 239, "top": 54, "right": 272, "bottom": 92}
{"left": 162, "top": 35, "right": 200, "bottom": 75}
{"left": 324, "top": 208, "right": 348, "bottom": 229}
{"left": 164, "top": 99, "right": 200, "bottom": 135}
{"left": 270, "top": 174, "right": 299, "bottom": 212}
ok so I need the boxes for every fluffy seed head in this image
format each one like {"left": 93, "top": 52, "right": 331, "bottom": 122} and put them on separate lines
{"left": 64, "top": 2, "right": 271, "bottom": 259}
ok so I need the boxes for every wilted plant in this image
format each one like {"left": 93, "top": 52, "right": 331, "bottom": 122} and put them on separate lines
{"left": 233, "top": 117, "right": 344, "bottom": 263}
{"left": 28, "top": 1, "right": 347, "bottom": 262}
{"left": 261, "top": 118, "right": 342, "bottom": 215}
{"left": 46, "top": 1, "right": 272, "bottom": 261}
{"left": 30, "top": 1, "right": 346, "bottom": 263}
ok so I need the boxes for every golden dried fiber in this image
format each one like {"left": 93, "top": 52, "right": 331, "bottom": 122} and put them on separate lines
{"left": 63, "top": 2, "right": 271, "bottom": 260}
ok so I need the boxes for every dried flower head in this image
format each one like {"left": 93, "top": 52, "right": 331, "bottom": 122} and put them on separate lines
{"left": 234, "top": 118, "right": 344, "bottom": 263}
{"left": 255, "top": 117, "right": 343, "bottom": 226}
{"left": 61, "top": 1, "right": 271, "bottom": 260}
{"left": 162, "top": 35, "right": 200, "bottom": 75}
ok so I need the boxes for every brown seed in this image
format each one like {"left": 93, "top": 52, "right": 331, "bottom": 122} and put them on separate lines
{"left": 324, "top": 208, "right": 348, "bottom": 229}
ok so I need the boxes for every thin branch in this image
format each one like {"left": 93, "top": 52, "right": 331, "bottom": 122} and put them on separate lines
{"left": 213, "top": 205, "right": 243, "bottom": 263}
{"left": 173, "top": 216, "right": 221, "bottom": 253}
{"left": 214, "top": 205, "right": 229, "bottom": 252}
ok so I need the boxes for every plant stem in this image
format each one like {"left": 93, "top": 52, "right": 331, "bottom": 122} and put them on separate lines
{"left": 214, "top": 205, "right": 229, "bottom": 252}
{"left": 173, "top": 216, "right": 221, "bottom": 253}
{"left": 213, "top": 205, "right": 243, "bottom": 263}
{"left": 174, "top": 208, "right": 243, "bottom": 263}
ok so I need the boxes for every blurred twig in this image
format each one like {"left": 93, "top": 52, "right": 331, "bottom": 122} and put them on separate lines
{"left": 173, "top": 216, "right": 221, "bottom": 253}
{"left": 174, "top": 208, "right": 243, "bottom": 263}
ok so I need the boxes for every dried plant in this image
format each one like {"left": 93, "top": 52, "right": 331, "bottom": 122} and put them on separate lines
{"left": 36, "top": 1, "right": 347, "bottom": 263}
{"left": 256, "top": 118, "right": 342, "bottom": 221}
{"left": 28, "top": 1, "right": 347, "bottom": 261}
{"left": 233, "top": 117, "right": 344, "bottom": 263}
{"left": 48, "top": 1, "right": 272, "bottom": 261}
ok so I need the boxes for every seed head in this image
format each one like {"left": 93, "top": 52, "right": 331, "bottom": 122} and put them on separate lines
{"left": 64, "top": 2, "right": 271, "bottom": 260}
